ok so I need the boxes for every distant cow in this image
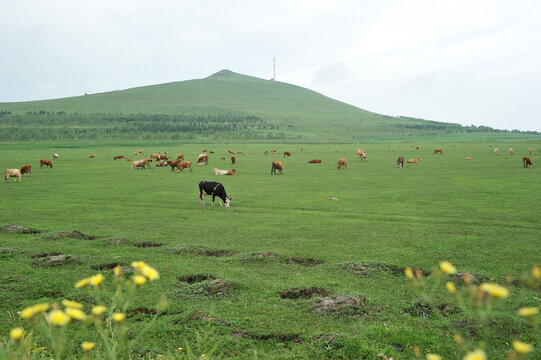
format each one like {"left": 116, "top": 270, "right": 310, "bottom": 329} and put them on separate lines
{"left": 40, "top": 159, "right": 53, "bottom": 168}
{"left": 53, "top": 153, "right": 59, "bottom": 160}
{"left": 227, "top": 150, "right": 235, "bottom": 154}
{"left": 308, "top": 159, "right": 322, "bottom": 164}
{"left": 271, "top": 150, "right": 277, "bottom": 154}
{"left": 209, "top": 150, "right": 215, "bottom": 154}
{"left": 88, "top": 154, "right": 95, "bottom": 158}
{"left": 149, "top": 153, "right": 161, "bottom": 160}
{"left": 337, "top": 158, "right": 347, "bottom": 170}
{"left": 523, "top": 156, "right": 533, "bottom": 168}
{"left": 231, "top": 156, "right": 236, "bottom": 164}
{"left": 176, "top": 153, "right": 184, "bottom": 160}
{"left": 166, "top": 160, "right": 181, "bottom": 171}
{"left": 226, "top": 169, "right": 236, "bottom": 175}
{"left": 176, "top": 161, "right": 193, "bottom": 172}
{"left": 202, "top": 149, "right": 208, "bottom": 153}
{"left": 433, "top": 148, "right": 443, "bottom": 155}
{"left": 529, "top": 148, "right": 533, "bottom": 155}
{"left": 20, "top": 165, "right": 32, "bottom": 176}
{"left": 197, "top": 154, "right": 209, "bottom": 164}
{"left": 131, "top": 160, "right": 146, "bottom": 170}
{"left": 5, "top": 169, "right": 22, "bottom": 183}
{"left": 397, "top": 156, "right": 404, "bottom": 168}
{"left": 213, "top": 168, "right": 229, "bottom": 176}
{"left": 113, "top": 155, "right": 124, "bottom": 160}
{"left": 494, "top": 148, "right": 499, "bottom": 156}
{"left": 271, "top": 161, "right": 283, "bottom": 175}
{"left": 407, "top": 158, "right": 422, "bottom": 163}
{"left": 264, "top": 150, "right": 268, "bottom": 156}
{"left": 355, "top": 149, "right": 367, "bottom": 160}
{"left": 465, "top": 156, "right": 472, "bottom": 160}
{"left": 509, "top": 147, "right": 514, "bottom": 155}
{"left": 199, "top": 181, "right": 231, "bottom": 207}
{"left": 284, "top": 151, "right": 291, "bottom": 157}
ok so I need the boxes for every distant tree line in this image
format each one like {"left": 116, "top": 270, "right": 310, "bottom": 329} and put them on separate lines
{"left": 0, "top": 111, "right": 293, "bottom": 140}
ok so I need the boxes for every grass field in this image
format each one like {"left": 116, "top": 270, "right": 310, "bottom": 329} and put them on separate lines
{"left": 1, "top": 140, "right": 539, "bottom": 359}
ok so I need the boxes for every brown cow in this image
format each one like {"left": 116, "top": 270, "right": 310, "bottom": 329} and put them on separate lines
{"left": 465, "top": 156, "right": 472, "bottom": 160}
{"left": 131, "top": 160, "right": 146, "bottom": 170}
{"left": 197, "top": 154, "right": 209, "bottom": 164}
{"left": 113, "top": 155, "right": 124, "bottom": 160}
{"left": 509, "top": 147, "right": 514, "bottom": 155}
{"left": 155, "top": 161, "right": 166, "bottom": 167}
{"left": 5, "top": 169, "right": 22, "bottom": 183}
{"left": 397, "top": 156, "right": 404, "bottom": 168}
{"left": 226, "top": 169, "right": 236, "bottom": 175}
{"left": 209, "top": 150, "right": 215, "bottom": 154}
{"left": 126, "top": 158, "right": 132, "bottom": 162}
{"left": 271, "top": 150, "right": 277, "bottom": 154}
{"left": 433, "top": 148, "right": 443, "bottom": 154}
{"left": 264, "top": 150, "right": 268, "bottom": 156}
{"left": 176, "top": 153, "right": 184, "bottom": 160}
{"left": 40, "top": 159, "right": 53, "bottom": 168}
{"left": 88, "top": 154, "right": 95, "bottom": 158}
{"left": 284, "top": 151, "right": 291, "bottom": 157}
{"left": 271, "top": 161, "right": 283, "bottom": 175}
{"left": 407, "top": 158, "right": 422, "bottom": 163}
{"left": 355, "top": 149, "right": 367, "bottom": 161}
{"left": 337, "top": 158, "right": 347, "bottom": 170}
{"left": 149, "top": 153, "right": 161, "bottom": 160}
{"left": 20, "top": 165, "right": 32, "bottom": 176}
{"left": 166, "top": 160, "right": 181, "bottom": 171}
{"left": 134, "top": 149, "right": 144, "bottom": 155}
{"left": 308, "top": 159, "right": 322, "bottom": 164}
{"left": 176, "top": 161, "right": 193, "bottom": 172}
{"left": 231, "top": 156, "right": 237, "bottom": 164}
{"left": 237, "top": 151, "right": 243, "bottom": 154}
{"left": 523, "top": 156, "right": 533, "bottom": 168}
{"left": 202, "top": 149, "right": 208, "bottom": 153}
{"left": 529, "top": 147, "right": 533, "bottom": 155}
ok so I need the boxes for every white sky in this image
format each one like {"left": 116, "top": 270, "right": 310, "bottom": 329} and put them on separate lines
{"left": 1, "top": 0, "right": 540, "bottom": 131}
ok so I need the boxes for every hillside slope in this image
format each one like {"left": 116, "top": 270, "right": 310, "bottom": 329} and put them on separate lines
{"left": 0, "top": 70, "right": 520, "bottom": 141}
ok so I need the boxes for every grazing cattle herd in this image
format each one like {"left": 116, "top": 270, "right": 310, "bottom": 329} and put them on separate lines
{"left": 4, "top": 146, "right": 536, "bottom": 210}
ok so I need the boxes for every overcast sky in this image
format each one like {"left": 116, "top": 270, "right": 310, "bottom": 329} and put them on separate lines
{"left": 2, "top": 0, "right": 540, "bottom": 131}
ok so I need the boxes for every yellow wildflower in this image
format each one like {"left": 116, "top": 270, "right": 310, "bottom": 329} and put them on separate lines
{"left": 75, "top": 277, "right": 91, "bottom": 288}
{"left": 48, "top": 310, "right": 70, "bottom": 326}
{"left": 463, "top": 349, "right": 486, "bottom": 360}
{"left": 480, "top": 283, "right": 509, "bottom": 298}
{"left": 404, "top": 267, "right": 414, "bottom": 279}
{"left": 426, "top": 354, "right": 442, "bottom": 360}
{"left": 114, "top": 265, "right": 122, "bottom": 277}
{"left": 10, "top": 327, "right": 25, "bottom": 341}
{"left": 20, "top": 306, "right": 36, "bottom": 320}
{"left": 81, "top": 341, "right": 95, "bottom": 351}
{"left": 513, "top": 341, "right": 533, "bottom": 355}
{"left": 112, "top": 312, "right": 125, "bottom": 323}
{"left": 66, "top": 307, "right": 87, "bottom": 320}
{"left": 532, "top": 265, "right": 541, "bottom": 279}
{"left": 90, "top": 273, "right": 105, "bottom": 286}
{"left": 518, "top": 306, "right": 539, "bottom": 318}
{"left": 132, "top": 261, "right": 147, "bottom": 270}
{"left": 92, "top": 305, "right": 107, "bottom": 316}
{"left": 439, "top": 261, "right": 457, "bottom": 275}
{"left": 142, "top": 265, "right": 160, "bottom": 280}
{"left": 453, "top": 334, "right": 463, "bottom": 345}
{"left": 446, "top": 281, "right": 457, "bottom": 294}
{"left": 32, "top": 303, "right": 49, "bottom": 313}
{"left": 62, "top": 299, "right": 83, "bottom": 309}
{"left": 133, "top": 275, "right": 147, "bottom": 286}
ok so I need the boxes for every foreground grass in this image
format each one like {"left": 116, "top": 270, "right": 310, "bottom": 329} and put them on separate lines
{"left": 0, "top": 141, "right": 539, "bottom": 359}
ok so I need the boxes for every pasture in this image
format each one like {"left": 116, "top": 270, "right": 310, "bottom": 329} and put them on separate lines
{"left": 1, "top": 141, "right": 539, "bottom": 359}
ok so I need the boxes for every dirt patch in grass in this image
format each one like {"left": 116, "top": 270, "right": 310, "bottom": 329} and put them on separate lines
{"left": 284, "top": 257, "right": 324, "bottom": 267}
{"left": 178, "top": 274, "right": 215, "bottom": 284}
{"left": 50, "top": 230, "right": 97, "bottom": 240}
{"left": 192, "top": 278, "right": 238, "bottom": 296}
{"left": 280, "top": 287, "right": 329, "bottom": 299}
{"left": 32, "top": 254, "right": 80, "bottom": 266}
{"left": 91, "top": 262, "right": 128, "bottom": 270}
{"left": 186, "top": 310, "right": 231, "bottom": 326}
{"left": 404, "top": 302, "right": 459, "bottom": 318}
{"left": 2, "top": 225, "right": 42, "bottom": 234}
{"left": 126, "top": 308, "right": 157, "bottom": 316}
{"left": 170, "top": 245, "right": 237, "bottom": 257}
{"left": 31, "top": 252, "right": 62, "bottom": 259}
{"left": 0, "top": 247, "right": 27, "bottom": 257}
{"left": 133, "top": 241, "right": 165, "bottom": 248}
{"left": 109, "top": 239, "right": 129, "bottom": 246}
{"left": 244, "top": 252, "right": 278, "bottom": 260}
{"left": 232, "top": 331, "right": 302, "bottom": 343}
{"left": 344, "top": 262, "right": 430, "bottom": 277}
{"left": 313, "top": 295, "right": 367, "bottom": 315}
{"left": 450, "top": 272, "right": 489, "bottom": 285}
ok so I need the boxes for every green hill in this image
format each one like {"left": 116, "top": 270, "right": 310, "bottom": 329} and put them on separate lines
{"left": 0, "top": 70, "right": 534, "bottom": 142}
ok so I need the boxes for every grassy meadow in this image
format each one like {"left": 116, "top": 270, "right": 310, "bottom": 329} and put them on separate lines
{"left": 1, "top": 140, "right": 540, "bottom": 359}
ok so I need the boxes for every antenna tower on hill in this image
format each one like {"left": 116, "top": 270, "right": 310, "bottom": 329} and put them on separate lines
{"left": 272, "top": 58, "right": 276, "bottom": 81}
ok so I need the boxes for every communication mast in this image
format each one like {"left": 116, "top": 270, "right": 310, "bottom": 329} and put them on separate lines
{"left": 271, "top": 58, "right": 276, "bottom": 81}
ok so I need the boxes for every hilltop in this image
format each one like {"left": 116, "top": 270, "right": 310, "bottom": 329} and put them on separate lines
{"left": 0, "top": 70, "right": 534, "bottom": 142}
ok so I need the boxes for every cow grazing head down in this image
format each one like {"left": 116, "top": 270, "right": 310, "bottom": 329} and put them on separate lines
{"left": 199, "top": 181, "right": 231, "bottom": 207}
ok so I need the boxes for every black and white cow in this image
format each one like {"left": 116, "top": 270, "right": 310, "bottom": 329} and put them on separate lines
{"left": 199, "top": 181, "right": 231, "bottom": 207}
